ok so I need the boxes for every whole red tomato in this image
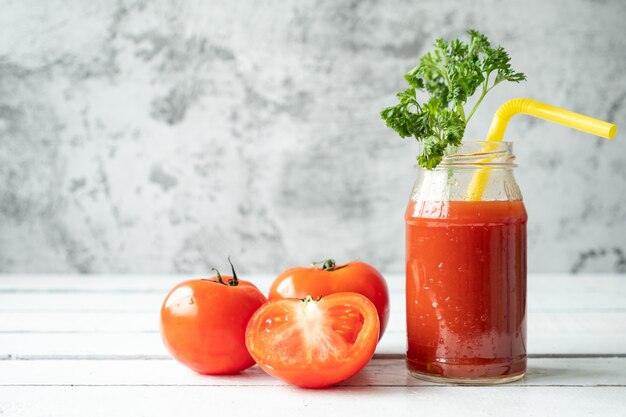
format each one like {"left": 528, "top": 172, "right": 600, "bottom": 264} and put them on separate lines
{"left": 268, "top": 260, "right": 390, "bottom": 339}
{"left": 160, "top": 262, "right": 266, "bottom": 375}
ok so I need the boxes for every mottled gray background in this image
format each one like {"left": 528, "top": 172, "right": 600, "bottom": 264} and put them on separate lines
{"left": 1, "top": 0, "right": 625, "bottom": 275}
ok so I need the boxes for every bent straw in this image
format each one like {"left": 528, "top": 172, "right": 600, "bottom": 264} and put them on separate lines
{"left": 467, "top": 98, "right": 617, "bottom": 201}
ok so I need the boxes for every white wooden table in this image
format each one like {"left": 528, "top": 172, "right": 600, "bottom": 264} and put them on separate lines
{"left": 1, "top": 274, "right": 625, "bottom": 416}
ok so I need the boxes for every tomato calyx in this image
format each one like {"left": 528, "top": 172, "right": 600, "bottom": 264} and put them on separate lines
{"left": 311, "top": 259, "right": 347, "bottom": 272}
{"left": 300, "top": 295, "right": 323, "bottom": 303}
{"left": 205, "top": 257, "right": 240, "bottom": 287}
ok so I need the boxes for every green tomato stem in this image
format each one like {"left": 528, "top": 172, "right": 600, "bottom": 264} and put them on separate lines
{"left": 227, "top": 257, "right": 239, "bottom": 286}
{"left": 211, "top": 268, "right": 225, "bottom": 285}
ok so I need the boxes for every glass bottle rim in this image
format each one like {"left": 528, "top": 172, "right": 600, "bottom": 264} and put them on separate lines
{"left": 434, "top": 140, "right": 517, "bottom": 168}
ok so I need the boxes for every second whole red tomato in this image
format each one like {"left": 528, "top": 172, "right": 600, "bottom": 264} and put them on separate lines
{"left": 268, "top": 259, "right": 390, "bottom": 339}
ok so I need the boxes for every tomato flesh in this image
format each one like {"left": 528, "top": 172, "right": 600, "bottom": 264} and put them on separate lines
{"left": 245, "top": 293, "right": 379, "bottom": 388}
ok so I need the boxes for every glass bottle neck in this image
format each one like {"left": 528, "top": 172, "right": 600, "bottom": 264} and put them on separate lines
{"left": 411, "top": 166, "right": 522, "bottom": 202}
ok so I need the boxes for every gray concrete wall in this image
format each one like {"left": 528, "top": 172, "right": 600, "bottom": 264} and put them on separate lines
{"left": 1, "top": 0, "right": 625, "bottom": 274}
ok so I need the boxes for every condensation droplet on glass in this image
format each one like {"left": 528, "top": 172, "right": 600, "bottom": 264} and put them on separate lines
{"left": 439, "top": 337, "right": 444, "bottom": 344}
{"left": 432, "top": 301, "right": 438, "bottom": 308}
{"left": 481, "top": 314, "right": 488, "bottom": 321}
{"left": 437, "top": 262, "right": 443, "bottom": 269}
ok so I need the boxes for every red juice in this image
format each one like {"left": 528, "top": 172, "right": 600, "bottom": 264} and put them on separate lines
{"left": 405, "top": 199, "right": 527, "bottom": 382}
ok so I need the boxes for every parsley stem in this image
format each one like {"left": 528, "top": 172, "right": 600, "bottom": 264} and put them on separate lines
{"left": 457, "top": 103, "right": 467, "bottom": 122}
{"left": 466, "top": 73, "right": 491, "bottom": 122}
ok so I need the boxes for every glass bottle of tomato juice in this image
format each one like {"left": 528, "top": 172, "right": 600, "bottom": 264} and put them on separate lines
{"left": 405, "top": 141, "right": 527, "bottom": 384}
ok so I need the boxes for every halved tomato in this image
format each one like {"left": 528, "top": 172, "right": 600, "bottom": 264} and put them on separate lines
{"left": 245, "top": 292, "right": 380, "bottom": 388}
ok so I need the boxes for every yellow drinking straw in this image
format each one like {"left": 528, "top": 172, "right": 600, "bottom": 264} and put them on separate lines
{"left": 467, "top": 98, "right": 617, "bottom": 201}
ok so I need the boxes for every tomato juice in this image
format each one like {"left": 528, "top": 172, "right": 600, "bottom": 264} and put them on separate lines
{"left": 405, "top": 199, "right": 527, "bottom": 382}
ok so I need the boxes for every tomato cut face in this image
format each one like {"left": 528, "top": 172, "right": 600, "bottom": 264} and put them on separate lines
{"left": 245, "top": 292, "right": 380, "bottom": 388}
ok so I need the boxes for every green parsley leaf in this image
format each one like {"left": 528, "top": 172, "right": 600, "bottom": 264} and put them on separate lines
{"left": 381, "top": 30, "right": 526, "bottom": 169}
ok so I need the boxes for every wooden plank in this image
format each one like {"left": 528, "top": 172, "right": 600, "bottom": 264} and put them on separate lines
{"left": 0, "top": 292, "right": 166, "bottom": 312}
{"left": 1, "top": 274, "right": 624, "bottom": 320}
{"left": 530, "top": 275, "right": 626, "bottom": 313}
{"left": 1, "top": 274, "right": 624, "bottom": 312}
{"left": 1, "top": 309, "right": 626, "bottom": 356}
{"left": 527, "top": 311, "right": 626, "bottom": 354}
{"left": 1, "top": 308, "right": 626, "bottom": 358}
{"left": 0, "top": 307, "right": 409, "bottom": 333}
{"left": 0, "top": 274, "right": 625, "bottom": 357}
{"left": 0, "top": 275, "right": 232, "bottom": 291}
{"left": 0, "top": 330, "right": 405, "bottom": 358}
{"left": 0, "top": 311, "right": 158, "bottom": 332}
{"left": 0, "top": 385, "right": 624, "bottom": 417}
{"left": 0, "top": 274, "right": 406, "bottom": 292}
{"left": 1, "top": 274, "right": 623, "bottom": 303}
{"left": 0, "top": 333, "right": 167, "bottom": 358}
{"left": 0, "top": 358, "right": 625, "bottom": 387}
{"left": 2, "top": 305, "right": 626, "bottom": 333}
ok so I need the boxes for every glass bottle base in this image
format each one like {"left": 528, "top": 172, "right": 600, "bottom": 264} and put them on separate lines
{"left": 408, "top": 369, "right": 525, "bottom": 385}
{"left": 406, "top": 354, "right": 526, "bottom": 385}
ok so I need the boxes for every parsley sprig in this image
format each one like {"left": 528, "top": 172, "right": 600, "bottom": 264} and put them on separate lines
{"left": 381, "top": 30, "right": 526, "bottom": 169}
